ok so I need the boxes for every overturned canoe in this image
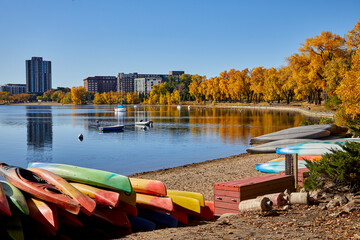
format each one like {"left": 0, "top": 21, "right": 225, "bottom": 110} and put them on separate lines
{"left": 129, "top": 178, "right": 167, "bottom": 196}
{"left": 128, "top": 216, "right": 156, "bottom": 232}
{"left": 138, "top": 208, "right": 178, "bottom": 228}
{"left": 167, "top": 194, "right": 201, "bottom": 213}
{"left": 1, "top": 181, "right": 29, "bottom": 215}
{"left": 27, "top": 162, "right": 133, "bottom": 193}
{"left": 246, "top": 139, "right": 316, "bottom": 154}
{"left": 250, "top": 124, "right": 339, "bottom": 144}
{"left": 92, "top": 207, "right": 130, "bottom": 228}
{"left": 255, "top": 160, "right": 308, "bottom": 174}
{"left": 29, "top": 168, "right": 96, "bottom": 216}
{"left": 0, "top": 163, "right": 80, "bottom": 215}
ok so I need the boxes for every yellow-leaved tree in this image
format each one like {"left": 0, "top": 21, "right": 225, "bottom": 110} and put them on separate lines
{"left": 71, "top": 86, "right": 86, "bottom": 105}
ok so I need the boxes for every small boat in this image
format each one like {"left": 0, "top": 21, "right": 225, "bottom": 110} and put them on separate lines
{"left": 255, "top": 160, "right": 308, "bottom": 173}
{"left": 98, "top": 124, "right": 124, "bottom": 132}
{"left": 93, "top": 207, "right": 130, "bottom": 227}
{"left": 135, "top": 120, "right": 153, "bottom": 126}
{"left": 136, "top": 193, "right": 174, "bottom": 212}
{"left": 1, "top": 181, "right": 29, "bottom": 215}
{"left": 114, "top": 104, "right": 127, "bottom": 112}
{"left": 70, "top": 182, "right": 120, "bottom": 207}
{"left": 170, "top": 210, "right": 188, "bottom": 225}
{"left": 138, "top": 208, "right": 178, "bottom": 228}
{"left": 246, "top": 139, "right": 317, "bottom": 154}
{"left": 27, "top": 162, "right": 133, "bottom": 193}
{"left": 129, "top": 178, "right": 167, "bottom": 196}
{"left": 26, "top": 196, "right": 59, "bottom": 230}
{"left": 58, "top": 208, "right": 83, "bottom": 227}
{"left": 0, "top": 163, "right": 81, "bottom": 215}
{"left": 28, "top": 168, "right": 96, "bottom": 216}
{"left": 167, "top": 190, "right": 205, "bottom": 207}
{"left": 0, "top": 182, "right": 11, "bottom": 216}
{"left": 167, "top": 194, "right": 201, "bottom": 213}
{"left": 128, "top": 216, "right": 156, "bottom": 232}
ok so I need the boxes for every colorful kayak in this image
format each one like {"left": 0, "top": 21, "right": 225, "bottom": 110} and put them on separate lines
{"left": 276, "top": 138, "right": 360, "bottom": 155}
{"left": 0, "top": 182, "right": 11, "bottom": 216}
{"left": 93, "top": 207, "right": 130, "bottom": 228}
{"left": 99, "top": 124, "right": 124, "bottom": 132}
{"left": 27, "top": 162, "right": 133, "bottom": 193}
{"left": 167, "top": 194, "right": 201, "bottom": 213}
{"left": 117, "top": 201, "right": 137, "bottom": 216}
{"left": 137, "top": 208, "right": 178, "bottom": 228}
{"left": 128, "top": 216, "right": 156, "bottom": 232}
{"left": 118, "top": 190, "right": 137, "bottom": 206}
{"left": 0, "top": 163, "right": 80, "bottom": 215}
{"left": 70, "top": 182, "right": 120, "bottom": 208}
{"left": 129, "top": 178, "right": 167, "bottom": 196}
{"left": 28, "top": 168, "right": 96, "bottom": 216}
{"left": 26, "top": 196, "right": 59, "bottom": 231}
{"left": 167, "top": 189, "right": 205, "bottom": 207}
{"left": 268, "top": 155, "right": 322, "bottom": 162}
{"left": 255, "top": 160, "right": 308, "bottom": 173}
{"left": 136, "top": 193, "right": 174, "bottom": 212}
{"left": 0, "top": 181, "right": 29, "bottom": 216}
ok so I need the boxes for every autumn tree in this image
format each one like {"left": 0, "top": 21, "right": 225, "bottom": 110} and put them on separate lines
{"left": 189, "top": 74, "right": 206, "bottom": 102}
{"left": 250, "top": 67, "right": 266, "bottom": 103}
{"left": 71, "top": 86, "right": 87, "bottom": 105}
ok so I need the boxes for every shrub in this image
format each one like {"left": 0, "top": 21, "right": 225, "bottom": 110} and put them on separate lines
{"left": 303, "top": 142, "right": 360, "bottom": 193}
{"left": 318, "top": 117, "right": 334, "bottom": 124}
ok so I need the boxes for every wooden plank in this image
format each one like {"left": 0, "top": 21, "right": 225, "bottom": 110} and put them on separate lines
{"left": 213, "top": 189, "right": 240, "bottom": 198}
{"left": 214, "top": 201, "right": 239, "bottom": 210}
{"left": 214, "top": 175, "right": 292, "bottom": 190}
{"left": 214, "top": 195, "right": 240, "bottom": 204}
{"left": 214, "top": 207, "right": 238, "bottom": 216}
{"left": 293, "top": 153, "right": 298, "bottom": 189}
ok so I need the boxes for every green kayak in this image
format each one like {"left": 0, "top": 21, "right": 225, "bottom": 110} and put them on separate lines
{"left": 27, "top": 162, "right": 133, "bottom": 193}
{"left": 0, "top": 181, "right": 29, "bottom": 215}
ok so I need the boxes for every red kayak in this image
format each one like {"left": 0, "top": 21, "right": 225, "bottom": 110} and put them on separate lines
{"left": 0, "top": 162, "right": 80, "bottom": 215}
{"left": 29, "top": 168, "right": 96, "bottom": 215}
{"left": 0, "top": 183, "right": 11, "bottom": 216}
{"left": 26, "top": 196, "right": 59, "bottom": 231}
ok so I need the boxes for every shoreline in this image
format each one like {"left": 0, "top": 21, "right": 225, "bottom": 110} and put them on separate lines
{"left": 7, "top": 101, "right": 335, "bottom": 118}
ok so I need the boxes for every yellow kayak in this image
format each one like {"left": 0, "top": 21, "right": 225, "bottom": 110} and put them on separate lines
{"left": 167, "top": 190, "right": 205, "bottom": 207}
{"left": 167, "top": 194, "right": 201, "bottom": 213}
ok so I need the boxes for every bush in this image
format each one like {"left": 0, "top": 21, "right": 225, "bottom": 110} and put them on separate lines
{"left": 318, "top": 117, "right": 334, "bottom": 124}
{"left": 303, "top": 142, "right": 360, "bottom": 193}
{"left": 324, "top": 95, "right": 342, "bottom": 110}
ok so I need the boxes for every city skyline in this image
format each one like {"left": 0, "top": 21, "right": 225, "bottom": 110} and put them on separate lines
{"left": 0, "top": 0, "right": 360, "bottom": 88}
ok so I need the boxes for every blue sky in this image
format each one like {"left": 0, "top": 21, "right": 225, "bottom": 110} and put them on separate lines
{"left": 0, "top": 0, "right": 359, "bottom": 88}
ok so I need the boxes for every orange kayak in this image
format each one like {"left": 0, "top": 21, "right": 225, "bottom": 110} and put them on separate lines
{"left": 170, "top": 210, "right": 188, "bottom": 225}
{"left": 26, "top": 196, "right": 59, "bottom": 231}
{"left": 0, "top": 183, "right": 11, "bottom": 216}
{"left": 136, "top": 193, "right": 174, "bottom": 212}
{"left": 29, "top": 168, "right": 96, "bottom": 216}
{"left": 117, "top": 201, "right": 137, "bottom": 216}
{"left": 268, "top": 155, "right": 322, "bottom": 162}
{"left": 0, "top": 163, "right": 80, "bottom": 215}
{"left": 129, "top": 178, "right": 167, "bottom": 196}
{"left": 70, "top": 182, "right": 120, "bottom": 208}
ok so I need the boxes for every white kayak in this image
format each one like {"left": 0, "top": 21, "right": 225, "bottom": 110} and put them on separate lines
{"left": 246, "top": 139, "right": 316, "bottom": 154}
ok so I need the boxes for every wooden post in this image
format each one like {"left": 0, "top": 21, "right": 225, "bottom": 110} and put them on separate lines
{"left": 293, "top": 153, "right": 298, "bottom": 189}
{"left": 285, "top": 154, "right": 293, "bottom": 175}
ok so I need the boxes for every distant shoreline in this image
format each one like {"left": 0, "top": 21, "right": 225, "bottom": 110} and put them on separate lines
{"left": 5, "top": 101, "right": 335, "bottom": 118}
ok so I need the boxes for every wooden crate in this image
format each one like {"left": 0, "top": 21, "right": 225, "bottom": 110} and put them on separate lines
{"left": 213, "top": 174, "right": 294, "bottom": 216}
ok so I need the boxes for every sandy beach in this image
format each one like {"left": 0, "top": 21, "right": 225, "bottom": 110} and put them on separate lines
{"left": 122, "top": 152, "right": 360, "bottom": 240}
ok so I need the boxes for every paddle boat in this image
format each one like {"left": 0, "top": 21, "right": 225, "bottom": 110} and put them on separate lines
{"left": 135, "top": 120, "right": 153, "bottom": 126}
{"left": 98, "top": 124, "right": 124, "bottom": 132}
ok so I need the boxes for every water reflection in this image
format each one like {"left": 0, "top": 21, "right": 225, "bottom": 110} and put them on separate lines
{"left": 26, "top": 106, "right": 53, "bottom": 162}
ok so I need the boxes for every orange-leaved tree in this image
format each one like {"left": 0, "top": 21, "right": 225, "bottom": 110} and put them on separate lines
{"left": 71, "top": 86, "right": 87, "bottom": 105}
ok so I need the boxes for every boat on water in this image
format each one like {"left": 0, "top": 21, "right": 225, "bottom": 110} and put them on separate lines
{"left": 114, "top": 104, "right": 126, "bottom": 112}
{"left": 99, "top": 124, "right": 124, "bottom": 132}
{"left": 135, "top": 120, "right": 153, "bottom": 126}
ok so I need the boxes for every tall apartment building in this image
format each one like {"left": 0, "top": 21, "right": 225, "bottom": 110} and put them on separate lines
{"left": 134, "top": 77, "right": 162, "bottom": 94}
{"left": 0, "top": 84, "right": 27, "bottom": 94}
{"left": 26, "top": 57, "right": 52, "bottom": 93}
{"left": 83, "top": 76, "right": 117, "bottom": 93}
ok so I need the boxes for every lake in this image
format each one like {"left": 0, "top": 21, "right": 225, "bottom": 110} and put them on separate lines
{"left": 0, "top": 105, "right": 318, "bottom": 175}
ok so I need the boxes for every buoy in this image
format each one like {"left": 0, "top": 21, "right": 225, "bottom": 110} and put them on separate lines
{"left": 256, "top": 193, "right": 288, "bottom": 206}
{"left": 78, "top": 134, "right": 83, "bottom": 141}
{"left": 289, "top": 192, "right": 309, "bottom": 205}
{"left": 239, "top": 197, "right": 273, "bottom": 212}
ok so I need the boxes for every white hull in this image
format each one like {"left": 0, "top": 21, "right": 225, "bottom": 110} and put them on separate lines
{"left": 114, "top": 107, "right": 127, "bottom": 112}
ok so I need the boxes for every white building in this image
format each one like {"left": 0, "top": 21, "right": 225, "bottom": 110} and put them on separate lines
{"left": 134, "top": 77, "right": 162, "bottom": 94}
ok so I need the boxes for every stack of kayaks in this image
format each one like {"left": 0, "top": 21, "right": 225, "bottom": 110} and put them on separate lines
{"left": 0, "top": 162, "right": 214, "bottom": 239}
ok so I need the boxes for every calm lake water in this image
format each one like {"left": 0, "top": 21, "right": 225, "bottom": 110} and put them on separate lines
{"left": 0, "top": 105, "right": 318, "bottom": 175}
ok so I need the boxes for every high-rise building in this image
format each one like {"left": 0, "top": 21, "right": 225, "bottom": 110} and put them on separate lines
{"left": 26, "top": 57, "right": 52, "bottom": 93}
{"left": 83, "top": 76, "right": 117, "bottom": 93}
